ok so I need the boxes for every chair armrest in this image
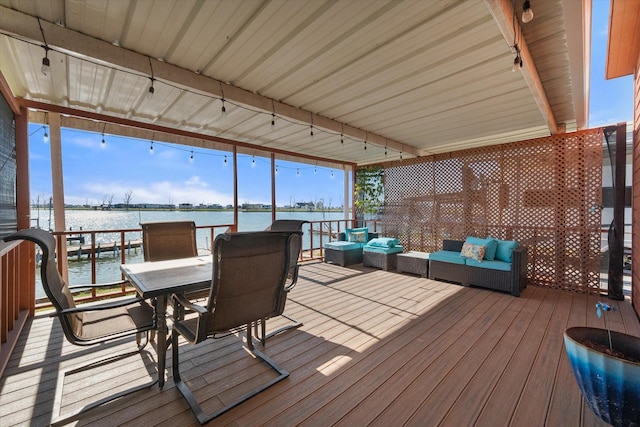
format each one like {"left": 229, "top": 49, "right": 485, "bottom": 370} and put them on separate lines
{"left": 55, "top": 296, "right": 147, "bottom": 315}
{"left": 171, "top": 293, "right": 210, "bottom": 344}
{"left": 68, "top": 280, "right": 130, "bottom": 293}
{"left": 171, "top": 293, "right": 208, "bottom": 316}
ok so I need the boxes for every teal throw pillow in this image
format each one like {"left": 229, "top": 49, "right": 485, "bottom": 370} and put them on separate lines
{"left": 367, "top": 237, "right": 400, "bottom": 247}
{"left": 495, "top": 239, "right": 518, "bottom": 262}
{"left": 346, "top": 227, "right": 369, "bottom": 243}
{"left": 466, "top": 236, "right": 498, "bottom": 260}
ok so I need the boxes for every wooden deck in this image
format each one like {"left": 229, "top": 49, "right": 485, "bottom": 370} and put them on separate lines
{"left": 2, "top": 261, "right": 639, "bottom": 426}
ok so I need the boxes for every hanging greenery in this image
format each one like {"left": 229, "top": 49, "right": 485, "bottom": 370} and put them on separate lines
{"left": 354, "top": 165, "right": 384, "bottom": 219}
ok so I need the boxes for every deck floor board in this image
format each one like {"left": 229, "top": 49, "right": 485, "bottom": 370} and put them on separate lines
{"left": 1, "top": 261, "right": 636, "bottom": 426}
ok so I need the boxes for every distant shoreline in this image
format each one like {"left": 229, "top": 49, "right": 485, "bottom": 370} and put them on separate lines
{"left": 31, "top": 206, "right": 344, "bottom": 213}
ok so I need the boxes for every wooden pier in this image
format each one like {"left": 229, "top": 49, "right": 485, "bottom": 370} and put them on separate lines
{"left": 65, "top": 239, "right": 143, "bottom": 258}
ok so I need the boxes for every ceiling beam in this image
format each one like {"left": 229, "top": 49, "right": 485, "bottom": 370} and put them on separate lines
{"left": 21, "top": 99, "right": 355, "bottom": 170}
{"left": 484, "top": 0, "right": 559, "bottom": 134}
{"left": 0, "top": 5, "right": 417, "bottom": 157}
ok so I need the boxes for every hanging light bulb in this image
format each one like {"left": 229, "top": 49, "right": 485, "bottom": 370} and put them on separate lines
{"left": 41, "top": 51, "right": 50, "bottom": 76}
{"left": 189, "top": 150, "right": 194, "bottom": 162}
{"left": 147, "top": 79, "right": 155, "bottom": 100}
{"left": 223, "top": 155, "right": 228, "bottom": 165}
{"left": 271, "top": 113, "right": 276, "bottom": 127}
{"left": 314, "top": 166, "right": 317, "bottom": 174}
{"left": 43, "top": 127, "right": 49, "bottom": 143}
{"left": 221, "top": 99, "right": 226, "bottom": 115}
{"left": 330, "top": 170, "right": 334, "bottom": 179}
{"left": 310, "top": 125, "right": 314, "bottom": 137}
{"left": 296, "top": 168, "right": 300, "bottom": 176}
{"left": 341, "top": 134, "right": 344, "bottom": 145}
{"left": 512, "top": 53, "right": 523, "bottom": 72}
{"left": 275, "top": 164, "right": 279, "bottom": 174}
{"left": 251, "top": 156, "right": 256, "bottom": 168}
{"left": 101, "top": 133, "right": 106, "bottom": 147}
{"left": 522, "top": 0, "right": 534, "bottom": 23}
{"left": 364, "top": 140, "right": 367, "bottom": 151}
{"left": 149, "top": 141, "right": 154, "bottom": 154}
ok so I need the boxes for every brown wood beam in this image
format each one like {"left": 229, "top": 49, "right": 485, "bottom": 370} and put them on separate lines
{"left": 18, "top": 99, "right": 356, "bottom": 170}
{"left": 484, "top": 0, "right": 558, "bottom": 134}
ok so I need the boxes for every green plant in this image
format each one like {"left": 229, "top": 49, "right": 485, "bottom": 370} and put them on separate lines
{"left": 354, "top": 165, "right": 384, "bottom": 219}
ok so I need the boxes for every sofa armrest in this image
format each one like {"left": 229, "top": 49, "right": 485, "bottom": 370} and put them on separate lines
{"left": 510, "top": 245, "right": 528, "bottom": 296}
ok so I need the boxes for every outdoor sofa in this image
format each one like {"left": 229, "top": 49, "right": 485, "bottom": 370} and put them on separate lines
{"left": 324, "top": 228, "right": 378, "bottom": 266}
{"left": 428, "top": 237, "right": 528, "bottom": 296}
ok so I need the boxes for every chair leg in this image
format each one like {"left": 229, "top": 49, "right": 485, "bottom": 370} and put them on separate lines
{"left": 261, "top": 314, "right": 303, "bottom": 345}
{"left": 50, "top": 345, "right": 157, "bottom": 426}
{"left": 172, "top": 325, "right": 289, "bottom": 425}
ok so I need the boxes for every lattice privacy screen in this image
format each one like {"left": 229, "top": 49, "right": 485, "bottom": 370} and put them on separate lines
{"left": 377, "top": 129, "right": 603, "bottom": 293}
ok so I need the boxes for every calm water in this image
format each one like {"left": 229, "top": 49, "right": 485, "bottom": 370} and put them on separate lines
{"left": 32, "top": 209, "right": 347, "bottom": 300}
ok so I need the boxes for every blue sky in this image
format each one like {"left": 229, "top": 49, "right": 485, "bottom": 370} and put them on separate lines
{"left": 28, "top": 0, "right": 633, "bottom": 208}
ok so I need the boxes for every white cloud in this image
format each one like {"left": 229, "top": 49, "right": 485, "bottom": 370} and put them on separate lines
{"left": 66, "top": 176, "right": 234, "bottom": 206}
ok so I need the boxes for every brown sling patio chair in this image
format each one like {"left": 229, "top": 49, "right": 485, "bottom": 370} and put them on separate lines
{"left": 256, "top": 219, "right": 309, "bottom": 344}
{"left": 141, "top": 220, "right": 198, "bottom": 262}
{"left": 170, "top": 230, "right": 298, "bottom": 424}
{"left": 141, "top": 220, "right": 209, "bottom": 301}
{"left": 3, "top": 228, "right": 156, "bottom": 426}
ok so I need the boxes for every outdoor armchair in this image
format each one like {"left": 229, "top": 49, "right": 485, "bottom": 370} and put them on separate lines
{"left": 3, "top": 228, "right": 156, "bottom": 426}
{"left": 257, "top": 219, "right": 309, "bottom": 344}
{"left": 141, "top": 220, "right": 208, "bottom": 301}
{"left": 170, "top": 230, "right": 296, "bottom": 424}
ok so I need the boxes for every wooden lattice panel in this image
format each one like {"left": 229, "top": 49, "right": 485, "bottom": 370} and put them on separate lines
{"left": 376, "top": 129, "right": 603, "bottom": 293}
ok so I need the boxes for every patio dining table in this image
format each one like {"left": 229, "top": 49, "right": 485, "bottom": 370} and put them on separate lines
{"left": 120, "top": 256, "right": 213, "bottom": 388}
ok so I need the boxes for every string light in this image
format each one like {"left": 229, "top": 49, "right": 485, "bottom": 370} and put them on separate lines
{"left": 9, "top": 27, "right": 410, "bottom": 160}
{"left": 147, "top": 57, "right": 155, "bottom": 99}
{"left": 43, "top": 127, "right": 49, "bottom": 143}
{"left": 220, "top": 83, "right": 226, "bottom": 115}
{"left": 511, "top": 2, "right": 523, "bottom": 71}
{"left": 38, "top": 18, "right": 51, "bottom": 76}
{"left": 147, "top": 78, "right": 155, "bottom": 99}
{"left": 522, "top": 0, "right": 534, "bottom": 23}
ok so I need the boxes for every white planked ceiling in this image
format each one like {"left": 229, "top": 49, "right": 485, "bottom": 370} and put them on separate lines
{"left": 0, "top": 0, "right": 589, "bottom": 167}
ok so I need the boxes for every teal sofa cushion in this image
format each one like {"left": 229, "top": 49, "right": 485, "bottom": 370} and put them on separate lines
{"left": 495, "top": 239, "right": 518, "bottom": 262}
{"left": 367, "top": 237, "right": 400, "bottom": 248}
{"left": 363, "top": 245, "right": 403, "bottom": 254}
{"left": 325, "top": 241, "right": 361, "bottom": 251}
{"left": 465, "top": 236, "right": 499, "bottom": 260}
{"left": 430, "top": 250, "right": 466, "bottom": 265}
{"left": 466, "top": 258, "right": 512, "bottom": 272}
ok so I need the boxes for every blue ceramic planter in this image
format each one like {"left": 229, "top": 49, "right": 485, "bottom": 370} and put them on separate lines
{"left": 564, "top": 327, "right": 640, "bottom": 427}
